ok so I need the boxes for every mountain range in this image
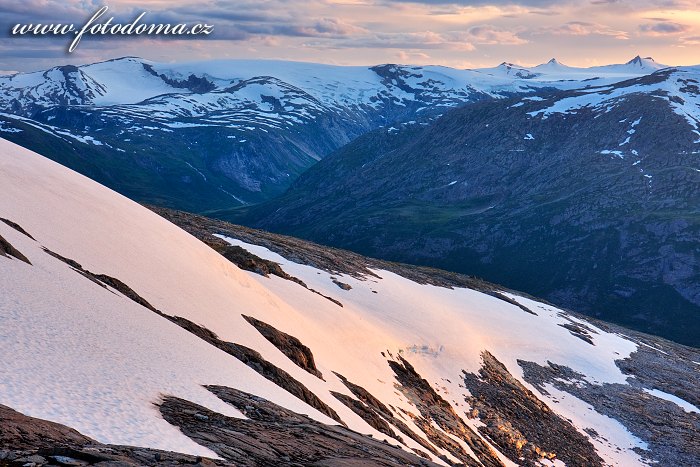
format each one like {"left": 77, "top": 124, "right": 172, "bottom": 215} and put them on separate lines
{"left": 0, "top": 55, "right": 668, "bottom": 212}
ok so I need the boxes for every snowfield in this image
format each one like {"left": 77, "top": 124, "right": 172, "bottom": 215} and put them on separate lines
{"left": 0, "top": 56, "right": 676, "bottom": 120}
{"left": 0, "top": 138, "right": 696, "bottom": 465}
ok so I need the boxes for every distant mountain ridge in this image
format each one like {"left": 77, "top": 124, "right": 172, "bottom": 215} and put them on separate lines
{"left": 475, "top": 55, "right": 668, "bottom": 81}
{"left": 0, "top": 55, "right": 679, "bottom": 212}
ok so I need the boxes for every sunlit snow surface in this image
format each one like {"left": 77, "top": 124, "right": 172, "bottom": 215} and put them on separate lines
{"left": 214, "top": 236, "right": 648, "bottom": 465}
{"left": 0, "top": 138, "right": 658, "bottom": 465}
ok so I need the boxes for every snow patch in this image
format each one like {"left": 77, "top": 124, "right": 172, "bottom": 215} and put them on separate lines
{"left": 643, "top": 389, "right": 700, "bottom": 413}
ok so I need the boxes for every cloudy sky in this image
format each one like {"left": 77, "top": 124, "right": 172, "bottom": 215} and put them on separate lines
{"left": 1, "top": 0, "right": 700, "bottom": 73}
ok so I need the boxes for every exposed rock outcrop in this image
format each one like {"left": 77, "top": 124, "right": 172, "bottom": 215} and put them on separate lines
{"left": 150, "top": 206, "right": 495, "bottom": 289}
{"left": 0, "top": 218, "right": 35, "bottom": 240}
{"left": 388, "top": 356, "right": 504, "bottom": 467}
{"left": 331, "top": 278, "right": 352, "bottom": 290}
{"left": 220, "top": 244, "right": 306, "bottom": 286}
{"left": 242, "top": 315, "right": 324, "bottom": 380}
{"left": 0, "top": 404, "right": 226, "bottom": 466}
{"left": 0, "top": 405, "right": 92, "bottom": 450}
{"left": 462, "top": 351, "right": 604, "bottom": 466}
{"left": 161, "top": 386, "right": 439, "bottom": 467}
{"left": 221, "top": 341, "right": 342, "bottom": 423}
{"left": 330, "top": 391, "right": 401, "bottom": 441}
{"left": 333, "top": 372, "right": 437, "bottom": 459}
{"left": 519, "top": 339, "right": 700, "bottom": 466}
{"left": 0, "top": 234, "right": 31, "bottom": 265}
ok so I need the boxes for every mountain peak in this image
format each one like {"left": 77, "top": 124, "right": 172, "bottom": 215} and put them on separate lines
{"left": 627, "top": 55, "right": 655, "bottom": 66}
{"left": 531, "top": 58, "right": 570, "bottom": 71}
{"left": 532, "top": 58, "right": 570, "bottom": 69}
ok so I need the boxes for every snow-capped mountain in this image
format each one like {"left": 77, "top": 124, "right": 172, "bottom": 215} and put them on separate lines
{"left": 0, "top": 56, "right": 679, "bottom": 212}
{"left": 0, "top": 56, "right": 669, "bottom": 110}
{"left": 2, "top": 55, "right": 699, "bottom": 346}
{"left": 526, "top": 66, "right": 700, "bottom": 129}
{"left": 1, "top": 56, "right": 537, "bottom": 123}
{"left": 1, "top": 138, "right": 698, "bottom": 465}
{"left": 1, "top": 57, "right": 516, "bottom": 210}
{"left": 474, "top": 56, "right": 668, "bottom": 84}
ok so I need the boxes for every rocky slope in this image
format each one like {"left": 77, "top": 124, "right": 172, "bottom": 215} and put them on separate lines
{"left": 1, "top": 137, "right": 699, "bottom": 466}
{"left": 235, "top": 66, "right": 700, "bottom": 347}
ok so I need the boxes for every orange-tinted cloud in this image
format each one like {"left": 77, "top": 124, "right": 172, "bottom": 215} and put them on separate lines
{"left": 1, "top": 0, "right": 700, "bottom": 71}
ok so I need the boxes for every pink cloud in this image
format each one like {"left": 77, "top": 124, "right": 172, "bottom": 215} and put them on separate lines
{"left": 639, "top": 21, "right": 691, "bottom": 36}
{"left": 461, "top": 25, "right": 528, "bottom": 45}
{"left": 545, "top": 21, "right": 629, "bottom": 40}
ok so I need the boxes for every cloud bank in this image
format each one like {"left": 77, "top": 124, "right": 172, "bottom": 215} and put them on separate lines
{"left": 1, "top": 0, "right": 699, "bottom": 71}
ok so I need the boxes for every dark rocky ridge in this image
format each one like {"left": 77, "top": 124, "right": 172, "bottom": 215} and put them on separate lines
{"left": 243, "top": 315, "right": 325, "bottom": 380}
{"left": 192, "top": 228, "right": 344, "bottom": 307}
{"left": 0, "top": 233, "right": 31, "bottom": 265}
{"left": 462, "top": 351, "right": 604, "bottom": 466}
{"left": 163, "top": 386, "right": 439, "bottom": 466}
{"left": 388, "top": 356, "right": 504, "bottom": 467}
{"left": 220, "top": 244, "right": 302, "bottom": 282}
{"left": 151, "top": 206, "right": 518, "bottom": 293}
{"left": 142, "top": 64, "right": 216, "bottom": 94}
